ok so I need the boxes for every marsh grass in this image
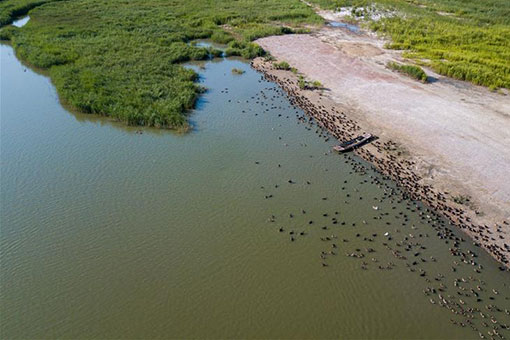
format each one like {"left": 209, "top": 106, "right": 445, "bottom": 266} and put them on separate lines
{"left": 0, "top": 0, "right": 323, "bottom": 128}
{"left": 0, "top": 0, "right": 58, "bottom": 26}
{"left": 387, "top": 62, "right": 428, "bottom": 82}
{"left": 309, "top": 0, "right": 510, "bottom": 89}
{"left": 231, "top": 68, "right": 245, "bottom": 75}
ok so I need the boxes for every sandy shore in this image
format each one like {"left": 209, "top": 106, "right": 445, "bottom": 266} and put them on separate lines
{"left": 252, "top": 26, "right": 510, "bottom": 267}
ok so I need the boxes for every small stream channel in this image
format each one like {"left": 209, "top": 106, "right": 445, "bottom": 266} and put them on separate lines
{"left": 12, "top": 16, "right": 30, "bottom": 28}
{"left": 328, "top": 20, "right": 360, "bottom": 33}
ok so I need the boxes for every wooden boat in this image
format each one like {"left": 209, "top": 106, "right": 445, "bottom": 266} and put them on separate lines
{"left": 333, "top": 133, "right": 372, "bottom": 153}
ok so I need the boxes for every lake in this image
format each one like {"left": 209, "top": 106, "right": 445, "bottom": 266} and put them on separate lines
{"left": 1, "top": 43, "right": 509, "bottom": 339}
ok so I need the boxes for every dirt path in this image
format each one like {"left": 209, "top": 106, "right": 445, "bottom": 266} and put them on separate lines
{"left": 253, "top": 23, "right": 510, "bottom": 267}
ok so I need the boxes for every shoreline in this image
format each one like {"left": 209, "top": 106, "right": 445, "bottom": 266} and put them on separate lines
{"left": 251, "top": 57, "right": 510, "bottom": 269}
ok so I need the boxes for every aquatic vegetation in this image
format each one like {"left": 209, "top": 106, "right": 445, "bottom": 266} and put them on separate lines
{"left": 210, "top": 31, "right": 234, "bottom": 44}
{"left": 0, "top": 0, "right": 323, "bottom": 128}
{"left": 387, "top": 62, "right": 427, "bottom": 82}
{"left": 231, "top": 68, "right": 245, "bottom": 75}
{"left": 224, "top": 41, "right": 266, "bottom": 59}
{"left": 206, "top": 47, "right": 224, "bottom": 58}
{"left": 309, "top": 0, "right": 510, "bottom": 89}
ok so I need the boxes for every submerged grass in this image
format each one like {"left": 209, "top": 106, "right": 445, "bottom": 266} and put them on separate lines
{"left": 231, "top": 68, "right": 245, "bottom": 75}
{"left": 0, "top": 0, "right": 323, "bottom": 128}
{"left": 308, "top": 0, "right": 510, "bottom": 89}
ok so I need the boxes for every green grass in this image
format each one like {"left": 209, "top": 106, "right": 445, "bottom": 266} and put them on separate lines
{"left": 231, "top": 68, "right": 245, "bottom": 75}
{"left": 310, "top": 80, "right": 322, "bottom": 89}
{"left": 224, "top": 40, "right": 266, "bottom": 59}
{"left": 0, "top": 0, "right": 59, "bottom": 26}
{"left": 452, "top": 194, "right": 471, "bottom": 205}
{"left": 297, "top": 76, "right": 322, "bottom": 90}
{"left": 0, "top": 0, "right": 323, "bottom": 129}
{"left": 274, "top": 61, "right": 291, "bottom": 70}
{"left": 387, "top": 62, "right": 427, "bottom": 82}
{"left": 298, "top": 76, "right": 306, "bottom": 89}
{"left": 308, "top": 0, "right": 510, "bottom": 89}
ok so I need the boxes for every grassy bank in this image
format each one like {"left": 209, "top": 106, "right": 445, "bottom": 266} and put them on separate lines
{"left": 0, "top": 0, "right": 58, "bottom": 26}
{"left": 387, "top": 62, "right": 427, "bottom": 82}
{"left": 0, "top": 0, "right": 322, "bottom": 129}
{"left": 308, "top": 0, "right": 510, "bottom": 90}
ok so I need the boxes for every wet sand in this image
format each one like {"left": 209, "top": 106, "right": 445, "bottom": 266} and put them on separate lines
{"left": 250, "top": 40, "right": 510, "bottom": 267}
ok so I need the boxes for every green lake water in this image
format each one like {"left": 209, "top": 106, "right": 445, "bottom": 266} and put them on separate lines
{"left": 1, "top": 43, "right": 509, "bottom": 339}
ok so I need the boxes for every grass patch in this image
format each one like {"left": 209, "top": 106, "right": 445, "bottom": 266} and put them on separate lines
{"left": 274, "top": 61, "right": 291, "bottom": 70}
{"left": 452, "top": 194, "right": 471, "bottom": 205}
{"left": 211, "top": 31, "right": 234, "bottom": 44}
{"left": 387, "top": 62, "right": 427, "bottom": 82}
{"left": 309, "top": 80, "right": 323, "bottom": 89}
{"left": 0, "top": 0, "right": 60, "bottom": 26}
{"left": 308, "top": 0, "right": 510, "bottom": 89}
{"left": 298, "top": 76, "right": 322, "bottom": 90}
{"left": 0, "top": 0, "right": 323, "bottom": 129}
{"left": 298, "top": 76, "right": 306, "bottom": 89}
{"left": 231, "top": 68, "right": 245, "bottom": 75}
{"left": 224, "top": 40, "right": 266, "bottom": 59}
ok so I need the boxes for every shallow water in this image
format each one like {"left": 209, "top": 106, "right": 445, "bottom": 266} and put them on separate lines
{"left": 328, "top": 20, "right": 360, "bottom": 33}
{"left": 1, "top": 43, "right": 509, "bottom": 339}
{"left": 190, "top": 39, "right": 227, "bottom": 57}
{"left": 12, "top": 16, "right": 29, "bottom": 28}
{"left": 192, "top": 39, "right": 226, "bottom": 49}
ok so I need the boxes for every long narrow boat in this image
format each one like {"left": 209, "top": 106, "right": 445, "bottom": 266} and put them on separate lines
{"left": 333, "top": 133, "right": 372, "bottom": 153}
